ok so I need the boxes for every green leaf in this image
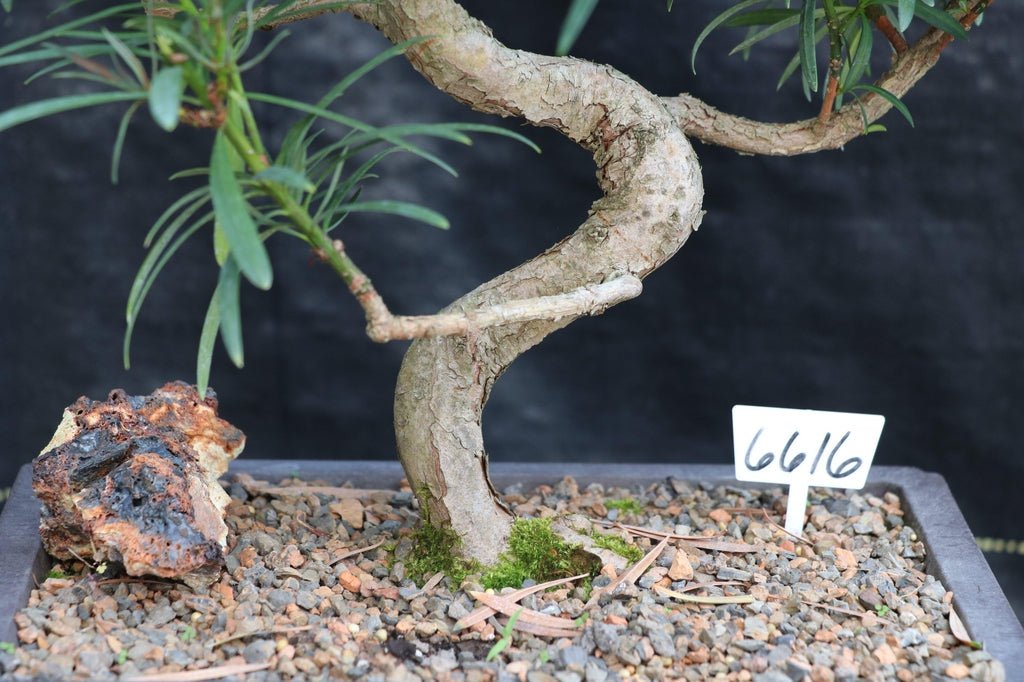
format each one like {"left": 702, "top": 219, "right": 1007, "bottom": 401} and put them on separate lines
{"left": 196, "top": 290, "right": 220, "bottom": 400}
{"left": 335, "top": 200, "right": 449, "bottom": 229}
{"left": 238, "top": 28, "right": 291, "bottom": 72}
{"left": 727, "top": 6, "right": 829, "bottom": 56}
{"left": 851, "top": 83, "right": 914, "bottom": 127}
{"left": 148, "top": 66, "right": 184, "bottom": 132}
{"left": 210, "top": 132, "right": 273, "bottom": 289}
{"left": 502, "top": 609, "right": 522, "bottom": 638}
{"left": 249, "top": 92, "right": 459, "bottom": 176}
{"left": 101, "top": 27, "right": 147, "bottom": 86}
{"left": 276, "top": 37, "right": 432, "bottom": 171}
{"left": 0, "top": 3, "right": 138, "bottom": 58}
{"left": 843, "top": 16, "right": 873, "bottom": 91}
{"left": 254, "top": 1, "right": 357, "bottom": 29}
{"left": 217, "top": 256, "right": 244, "bottom": 369}
{"left": 1, "top": 0, "right": 12, "bottom": 13}
{"left": 124, "top": 205, "right": 213, "bottom": 368}
{"left": 213, "top": 222, "right": 230, "bottom": 266}
{"left": 485, "top": 638, "right": 509, "bottom": 663}
{"left": 255, "top": 166, "right": 316, "bottom": 193}
{"left": 799, "top": 0, "right": 819, "bottom": 94}
{"left": 725, "top": 8, "right": 798, "bottom": 27}
{"left": 692, "top": 0, "right": 765, "bottom": 72}
{"left": 897, "top": 0, "right": 915, "bottom": 31}
{"left": 0, "top": 91, "right": 143, "bottom": 133}
{"left": 556, "top": 0, "right": 599, "bottom": 56}
{"left": 144, "top": 186, "right": 210, "bottom": 247}
{"left": 110, "top": 101, "right": 141, "bottom": 184}
{"left": 908, "top": 0, "right": 969, "bottom": 40}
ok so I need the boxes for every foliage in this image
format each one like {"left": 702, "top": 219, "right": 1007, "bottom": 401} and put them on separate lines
{"left": 405, "top": 522, "right": 481, "bottom": 586}
{"left": 557, "top": 0, "right": 985, "bottom": 125}
{"left": 604, "top": 497, "right": 643, "bottom": 515}
{"left": 0, "top": 642, "right": 15, "bottom": 655}
{"left": 481, "top": 518, "right": 596, "bottom": 590}
{"left": 484, "top": 608, "right": 521, "bottom": 662}
{"left": 0, "top": 0, "right": 536, "bottom": 397}
{"left": 589, "top": 531, "right": 644, "bottom": 562}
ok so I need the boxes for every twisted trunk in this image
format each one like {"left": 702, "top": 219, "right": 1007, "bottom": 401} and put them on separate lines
{"left": 347, "top": 0, "right": 704, "bottom": 564}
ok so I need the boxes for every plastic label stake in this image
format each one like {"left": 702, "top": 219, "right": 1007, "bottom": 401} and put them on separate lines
{"left": 731, "top": 405, "right": 886, "bottom": 537}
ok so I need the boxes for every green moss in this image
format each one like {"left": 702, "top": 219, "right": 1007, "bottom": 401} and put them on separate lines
{"left": 605, "top": 498, "right": 644, "bottom": 515}
{"left": 482, "top": 518, "right": 596, "bottom": 590}
{"left": 589, "top": 532, "right": 644, "bottom": 562}
{"left": 406, "top": 523, "right": 481, "bottom": 586}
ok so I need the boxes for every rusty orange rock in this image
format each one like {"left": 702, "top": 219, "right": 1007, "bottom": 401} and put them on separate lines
{"left": 33, "top": 382, "right": 245, "bottom": 587}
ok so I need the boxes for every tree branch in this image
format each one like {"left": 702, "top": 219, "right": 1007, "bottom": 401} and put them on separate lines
{"left": 866, "top": 6, "right": 909, "bottom": 54}
{"left": 345, "top": 258, "right": 643, "bottom": 342}
{"left": 663, "top": 0, "right": 987, "bottom": 156}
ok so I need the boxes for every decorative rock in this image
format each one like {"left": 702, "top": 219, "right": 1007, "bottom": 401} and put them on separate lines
{"left": 668, "top": 550, "right": 694, "bottom": 581}
{"left": 32, "top": 383, "right": 245, "bottom": 587}
{"left": 944, "top": 662, "right": 970, "bottom": 679}
{"left": 243, "top": 639, "right": 277, "bottom": 664}
{"left": 717, "top": 567, "right": 753, "bottom": 582}
{"left": 331, "top": 499, "right": 365, "bottom": 530}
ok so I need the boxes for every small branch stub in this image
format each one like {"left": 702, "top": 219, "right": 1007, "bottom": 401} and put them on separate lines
{"left": 365, "top": 275, "right": 643, "bottom": 343}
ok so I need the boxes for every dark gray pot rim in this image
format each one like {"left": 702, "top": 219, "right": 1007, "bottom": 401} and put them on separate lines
{"left": 2, "top": 461, "right": 1021, "bottom": 670}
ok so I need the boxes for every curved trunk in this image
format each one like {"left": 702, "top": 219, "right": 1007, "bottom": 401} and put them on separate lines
{"left": 351, "top": 0, "right": 705, "bottom": 564}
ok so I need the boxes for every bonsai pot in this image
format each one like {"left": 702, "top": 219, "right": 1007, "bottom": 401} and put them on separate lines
{"left": 1, "top": 461, "right": 1021, "bottom": 677}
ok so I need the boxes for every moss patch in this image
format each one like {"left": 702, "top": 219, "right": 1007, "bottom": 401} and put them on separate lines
{"left": 482, "top": 518, "right": 596, "bottom": 590}
{"left": 605, "top": 497, "right": 644, "bottom": 515}
{"left": 590, "top": 532, "right": 644, "bottom": 562}
{"left": 406, "top": 523, "right": 480, "bottom": 586}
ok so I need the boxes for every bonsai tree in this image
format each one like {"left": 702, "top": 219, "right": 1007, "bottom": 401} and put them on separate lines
{"left": 0, "top": 0, "right": 988, "bottom": 566}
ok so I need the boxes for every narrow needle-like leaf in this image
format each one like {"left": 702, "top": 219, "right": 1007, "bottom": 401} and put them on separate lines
{"left": 209, "top": 132, "right": 273, "bottom": 289}
{"left": 148, "top": 66, "right": 184, "bottom": 132}
{"left": 216, "top": 256, "right": 245, "bottom": 369}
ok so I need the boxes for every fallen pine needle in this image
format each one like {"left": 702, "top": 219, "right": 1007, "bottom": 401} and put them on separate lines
{"left": 720, "top": 507, "right": 812, "bottom": 546}
{"left": 213, "top": 625, "right": 312, "bottom": 648}
{"left": 489, "top": 615, "right": 580, "bottom": 639}
{"left": 329, "top": 539, "right": 386, "bottom": 566}
{"left": 469, "top": 591, "right": 581, "bottom": 631}
{"left": 797, "top": 599, "right": 896, "bottom": 622}
{"left": 585, "top": 536, "right": 668, "bottom": 608}
{"left": 294, "top": 516, "right": 328, "bottom": 538}
{"left": 655, "top": 584, "right": 754, "bottom": 605}
{"left": 257, "top": 485, "right": 396, "bottom": 498}
{"left": 405, "top": 570, "right": 445, "bottom": 599}
{"left": 454, "top": 574, "right": 587, "bottom": 631}
{"left": 950, "top": 605, "right": 983, "bottom": 649}
{"left": 120, "top": 662, "right": 270, "bottom": 681}
{"left": 595, "top": 520, "right": 757, "bottom": 553}
{"left": 676, "top": 580, "right": 745, "bottom": 593}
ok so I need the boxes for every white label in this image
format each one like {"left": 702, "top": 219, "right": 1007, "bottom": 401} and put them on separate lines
{"left": 732, "top": 405, "right": 885, "bottom": 489}
{"left": 732, "top": 405, "right": 885, "bottom": 536}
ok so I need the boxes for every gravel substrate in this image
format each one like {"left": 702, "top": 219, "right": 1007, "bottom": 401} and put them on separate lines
{"left": 1, "top": 474, "right": 1006, "bottom": 681}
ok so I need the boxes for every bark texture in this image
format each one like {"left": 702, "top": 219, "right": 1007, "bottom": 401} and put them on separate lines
{"left": 346, "top": 0, "right": 704, "bottom": 563}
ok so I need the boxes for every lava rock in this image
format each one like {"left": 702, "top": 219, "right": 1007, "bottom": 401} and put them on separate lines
{"left": 33, "top": 382, "right": 245, "bottom": 586}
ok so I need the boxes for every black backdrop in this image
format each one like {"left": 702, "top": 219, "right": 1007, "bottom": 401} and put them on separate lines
{"left": 2, "top": 2, "right": 1022, "bottom": 612}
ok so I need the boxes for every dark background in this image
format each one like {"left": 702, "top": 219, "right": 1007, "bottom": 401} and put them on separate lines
{"left": 1, "top": 3, "right": 1022, "bottom": 618}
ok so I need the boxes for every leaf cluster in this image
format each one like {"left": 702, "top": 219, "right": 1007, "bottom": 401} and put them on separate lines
{"left": 694, "top": 0, "right": 971, "bottom": 125}
{"left": 0, "top": 1, "right": 537, "bottom": 396}
{"left": 481, "top": 517, "right": 596, "bottom": 590}
{"left": 555, "top": 0, "right": 985, "bottom": 130}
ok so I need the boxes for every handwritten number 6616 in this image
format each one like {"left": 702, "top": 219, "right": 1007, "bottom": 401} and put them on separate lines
{"left": 743, "top": 428, "right": 861, "bottom": 479}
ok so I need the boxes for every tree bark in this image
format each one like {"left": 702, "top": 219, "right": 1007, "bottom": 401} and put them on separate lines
{"left": 345, "top": 0, "right": 704, "bottom": 564}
